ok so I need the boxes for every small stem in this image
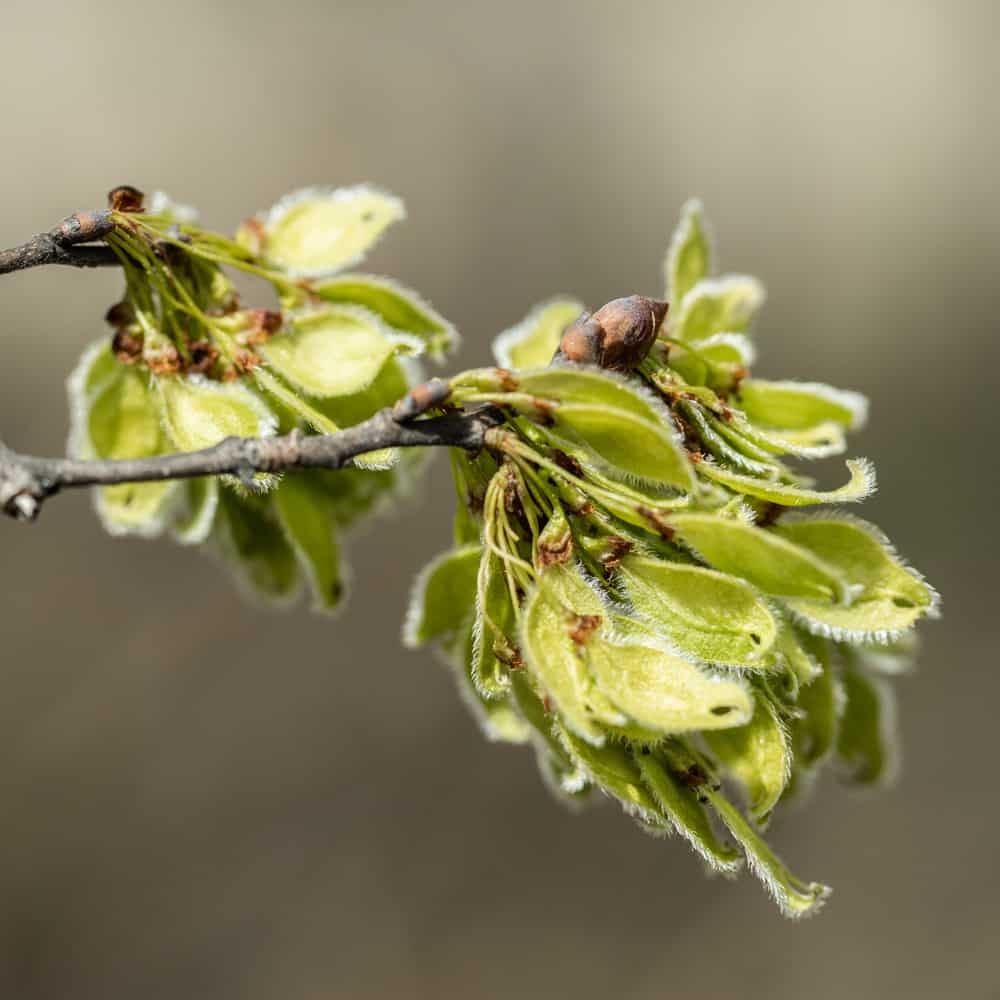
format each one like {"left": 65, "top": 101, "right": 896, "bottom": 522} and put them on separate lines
{"left": 133, "top": 217, "right": 294, "bottom": 290}
{"left": 492, "top": 431, "right": 689, "bottom": 528}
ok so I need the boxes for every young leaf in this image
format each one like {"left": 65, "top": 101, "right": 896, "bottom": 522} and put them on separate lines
{"left": 672, "top": 276, "right": 765, "bottom": 343}
{"left": 736, "top": 379, "right": 868, "bottom": 432}
{"left": 273, "top": 473, "right": 345, "bottom": 613}
{"left": 665, "top": 197, "right": 711, "bottom": 307}
{"left": 617, "top": 555, "right": 778, "bottom": 667}
{"left": 314, "top": 274, "right": 458, "bottom": 361}
{"left": 836, "top": 660, "right": 898, "bottom": 785}
{"left": 587, "top": 635, "right": 753, "bottom": 736}
{"left": 773, "top": 515, "right": 938, "bottom": 641}
{"left": 492, "top": 298, "right": 585, "bottom": 370}
{"left": 635, "top": 753, "right": 742, "bottom": 873}
{"left": 698, "top": 457, "right": 876, "bottom": 506}
{"left": 253, "top": 185, "right": 405, "bottom": 277}
{"left": 213, "top": 490, "right": 300, "bottom": 602}
{"left": 172, "top": 478, "right": 220, "bottom": 545}
{"left": 260, "top": 306, "right": 403, "bottom": 400}
{"left": 669, "top": 512, "right": 848, "bottom": 602}
{"left": 704, "top": 787, "right": 830, "bottom": 918}
{"left": 403, "top": 544, "right": 480, "bottom": 648}
{"left": 704, "top": 694, "right": 791, "bottom": 825}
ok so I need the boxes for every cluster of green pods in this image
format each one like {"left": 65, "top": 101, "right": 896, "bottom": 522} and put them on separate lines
{"left": 68, "top": 186, "right": 458, "bottom": 609}
{"left": 406, "top": 201, "right": 938, "bottom": 916}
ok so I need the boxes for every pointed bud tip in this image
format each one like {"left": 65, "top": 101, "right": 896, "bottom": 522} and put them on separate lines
{"left": 648, "top": 297, "right": 669, "bottom": 331}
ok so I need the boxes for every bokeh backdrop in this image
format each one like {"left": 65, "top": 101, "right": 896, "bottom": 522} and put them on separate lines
{"left": 0, "top": 1, "right": 996, "bottom": 997}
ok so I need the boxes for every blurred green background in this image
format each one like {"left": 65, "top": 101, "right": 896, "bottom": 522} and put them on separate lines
{"left": 0, "top": 1, "right": 995, "bottom": 997}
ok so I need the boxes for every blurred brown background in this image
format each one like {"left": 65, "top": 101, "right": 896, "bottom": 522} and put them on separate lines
{"left": 0, "top": 1, "right": 996, "bottom": 997}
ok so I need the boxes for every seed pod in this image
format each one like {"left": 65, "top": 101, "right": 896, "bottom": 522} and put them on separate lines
{"left": 616, "top": 555, "right": 778, "bottom": 667}
{"left": 157, "top": 375, "right": 276, "bottom": 457}
{"left": 246, "top": 185, "right": 405, "bottom": 277}
{"left": 554, "top": 295, "right": 668, "bottom": 371}
{"left": 259, "top": 305, "right": 405, "bottom": 399}
{"left": 315, "top": 274, "right": 459, "bottom": 361}
{"left": 67, "top": 339, "right": 179, "bottom": 537}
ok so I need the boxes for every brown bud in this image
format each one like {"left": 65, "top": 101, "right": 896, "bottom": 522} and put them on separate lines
{"left": 590, "top": 295, "right": 668, "bottom": 371}
{"left": 555, "top": 295, "right": 668, "bottom": 372}
{"left": 108, "top": 185, "right": 145, "bottom": 213}
{"left": 105, "top": 301, "right": 136, "bottom": 329}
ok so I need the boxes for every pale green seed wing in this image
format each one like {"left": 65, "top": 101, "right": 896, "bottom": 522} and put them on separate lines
{"left": 669, "top": 513, "right": 848, "bottom": 602}
{"left": 617, "top": 555, "right": 778, "bottom": 667}
{"left": 251, "top": 185, "right": 405, "bottom": 277}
